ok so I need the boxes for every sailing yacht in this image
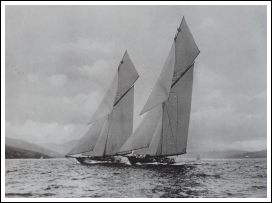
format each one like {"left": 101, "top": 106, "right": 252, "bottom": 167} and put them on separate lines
{"left": 66, "top": 51, "right": 139, "bottom": 164}
{"left": 118, "top": 17, "right": 200, "bottom": 165}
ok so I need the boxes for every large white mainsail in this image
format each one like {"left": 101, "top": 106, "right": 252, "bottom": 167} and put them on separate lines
{"left": 119, "top": 17, "right": 199, "bottom": 157}
{"left": 67, "top": 51, "right": 139, "bottom": 157}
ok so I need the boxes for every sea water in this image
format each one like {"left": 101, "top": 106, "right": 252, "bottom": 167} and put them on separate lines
{"left": 5, "top": 158, "right": 267, "bottom": 198}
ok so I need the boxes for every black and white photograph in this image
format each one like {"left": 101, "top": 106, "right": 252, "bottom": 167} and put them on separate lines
{"left": 1, "top": 1, "right": 271, "bottom": 201}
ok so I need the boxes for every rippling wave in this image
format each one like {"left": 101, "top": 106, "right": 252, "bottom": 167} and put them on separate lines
{"left": 5, "top": 158, "right": 267, "bottom": 198}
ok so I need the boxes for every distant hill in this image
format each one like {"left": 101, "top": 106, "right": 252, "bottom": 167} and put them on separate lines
{"left": 5, "top": 146, "right": 52, "bottom": 159}
{"left": 5, "top": 137, "right": 62, "bottom": 158}
{"left": 228, "top": 150, "right": 267, "bottom": 159}
{"left": 178, "top": 149, "right": 267, "bottom": 160}
{"left": 42, "top": 139, "right": 78, "bottom": 156}
{"left": 180, "top": 150, "right": 247, "bottom": 159}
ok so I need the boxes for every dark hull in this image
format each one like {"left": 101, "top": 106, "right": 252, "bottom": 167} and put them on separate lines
{"left": 76, "top": 156, "right": 125, "bottom": 165}
{"left": 127, "top": 156, "right": 175, "bottom": 165}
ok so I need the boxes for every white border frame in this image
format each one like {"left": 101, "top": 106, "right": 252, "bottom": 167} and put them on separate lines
{"left": 1, "top": 1, "right": 271, "bottom": 202}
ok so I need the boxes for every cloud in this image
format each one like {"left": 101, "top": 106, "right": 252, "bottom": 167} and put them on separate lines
{"left": 6, "top": 58, "right": 118, "bottom": 125}
{"left": 5, "top": 6, "right": 267, "bottom": 152}
{"left": 6, "top": 89, "right": 105, "bottom": 125}
{"left": 53, "top": 38, "right": 116, "bottom": 54}
{"left": 28, "top": 73, "right": 68, "bottom": 87}
{"left": 187, "top": 138, "right": 267, "bottom": 152}
{"left": 49, "top": 74, "right": 68, "bottom": 87}
{"left": 189, "top": 96, "right": 267, "bottom": 151}
{"left": 79, "top": 60, "right": 114, "bottom": 79}
{"left": 78, "top": 60, "right": 117, "bottom": 88}
{"left": 230, "top": 139, "right": 267, "bottom": 151}
{"left": 27, "top": 73, "right": 39, "bottom": 83}
{"left": 199, "top": 17, "right": 216, "bottom": 30}
{"left": 6, "top": 120, "right": 86, "bottom": 145}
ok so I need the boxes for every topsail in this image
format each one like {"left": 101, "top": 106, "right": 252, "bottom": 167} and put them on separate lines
{"left": 119, "top": 17, "right": 200, "bottom": 156}
{"left": 68, "top": 51, "right": 139, "bottom": 157}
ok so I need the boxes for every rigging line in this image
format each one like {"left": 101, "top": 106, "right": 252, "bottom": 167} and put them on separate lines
{"left": 103, "top": 115, "right": 112, "bottom": 157}
{"left": 68, "top": 119, "right": 106, "bottom": 155}
{"left": 87, "top": 113, "right": 108, "bottom": 125}
{"left": 114, "top": 60, "right": 139, "bottom": 107}
{"left": 165, "top": 101, "right": 178, "bottom": 153}
{"left": 161, "top": 103, "right": 165, "bottom": 154}
{"left": 153, "top": 113, "right": 163, "bottom": 156}
{"left": 171, "top": 62, "right": 194, "bottom": 88}
{"left": 133, "top": 145, "right": 150, "bottom": 152}
{"left": 119, "top": 146, "right": 150, "bottom": 156}
{"left": 118, "top": 142, "right": 151, "bottom": 155}
{"left": 171, "top": 48, "right": 200, "bottom": 88}
{"left": 66, "top": 125, "right": 92, "bottom": 155}
{"left": 155, "top": 115, "right": 163, "bottom": 156}
{"left": 113, "top": 82, "right": 136, "bottom": 107}
{"left": 165, "top": 102, "right": 175, "bottom": 139}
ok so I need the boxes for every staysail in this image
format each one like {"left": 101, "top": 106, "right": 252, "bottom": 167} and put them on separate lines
{"left": 140, "top": 43, "right": 176, "bottom": 115}
{"left": 67, "top": 51, "right": 139, "bottom": 157}
{"left": 118, "top": 17, "right": 199, "bottom": 157}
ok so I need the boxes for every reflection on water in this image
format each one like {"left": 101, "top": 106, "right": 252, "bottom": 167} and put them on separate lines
{"left": 5, "top": 158, "right": 267, "bottom": 198}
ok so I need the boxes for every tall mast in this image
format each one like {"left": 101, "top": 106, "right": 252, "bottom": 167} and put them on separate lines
{"left": 119, "top": 17, "right": 200, "bottom": 157}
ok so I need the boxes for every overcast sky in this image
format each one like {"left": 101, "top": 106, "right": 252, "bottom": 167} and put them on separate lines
{"left": 5, "top": 5, "right": 267, "bottom": 152}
